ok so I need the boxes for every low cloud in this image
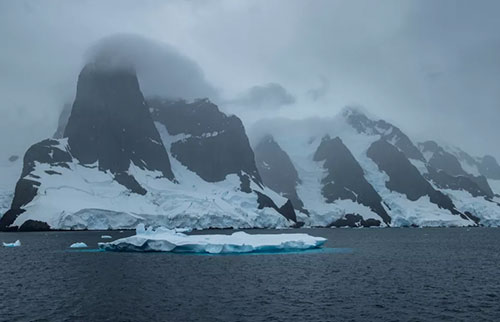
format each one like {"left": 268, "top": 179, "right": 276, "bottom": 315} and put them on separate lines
{"left": 86, "top": 34, "right": 218, "bottom": 101}
{"left": 307, "top": 76, "right": 330, "bottom": 101}
{"left": 229, "top": 83, "right": 295, "bottom": 109}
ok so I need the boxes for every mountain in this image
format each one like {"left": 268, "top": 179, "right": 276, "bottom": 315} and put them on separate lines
{"left": 3, "top": 64, "right": 500, "bottom": 230}
{"left": 254, "top": 135, "right": 305, "bottom": 213}
{"left": 313, "top": 136, "right": 390, "bottom": 227}
{"left": 344, "top": 108, "right": 425, "bottom": 161}
{"left": 250, "top": 107, "right": 500, "bottom": 227}
{"left": 445, "top": 146, "right": 500, "bottom": 182}
{"left": 148, "top": 97, "right": 296, "bottom": 223}
{"left": 148, "top": 98, "right": 260, "bottom": 185}
{"left": 65, "top": 63, "right": 176, "bottom": 190}
{"left": 418, "top": 140, "right": 494, "bottom": 198}
{"left": 0, "top": 64, "right": 295, "bottom": 231}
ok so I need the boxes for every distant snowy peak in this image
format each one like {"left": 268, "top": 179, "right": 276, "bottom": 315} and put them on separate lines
{"left": 443, "top": 145, "right": 500, "bottom": 181}
{"left": 419, "top": 141, "right": 467, "bottom": 176}
{"left": 418, "top": 140, "right": 494, "bottom": 197}
{"left": 343, "top": 107, "right": 425, "bottom": 162}
{"left": 249, "top": 108, "right": 497, "bottom": 227}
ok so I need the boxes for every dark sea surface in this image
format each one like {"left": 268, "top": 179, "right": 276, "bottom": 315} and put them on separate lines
{"left": 1, "top": 228, "right": 500, "bottom": 322}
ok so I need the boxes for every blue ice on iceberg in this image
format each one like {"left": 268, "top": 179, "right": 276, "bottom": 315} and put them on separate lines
{"left": 2, "top": 240, "right": 21, "bottom": 247}
{"left": 98, "top": 224, "right": 327, "bottom": 254}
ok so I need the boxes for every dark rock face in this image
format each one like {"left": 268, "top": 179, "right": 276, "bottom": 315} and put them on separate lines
{"left": 114, "top": 173, "right": 147, "bottom": 195}
{"left": 419, "top": 141, "right": 494, "bottom": 198}
{"left": 470, "top": 176, "right": 495, "bottom": 197}
{"left": 19, "top": 139, "right": 72, "bottom": 180}
{"left": 53, "top": 103, "right": 72, "bottom": 139}
{"left": 149, "top": 98, "right": 296, "bottom": 223}
{"left": 419, "top": 141, "right": 467, "bottom": 176}
{"left": 0, "top": 139, "right": 73, "bottom": 230}
{"left": 454, "top": 148, "right": 478, "bottom": 167}
{"left": 255, "top": 191, "right": 297, "bottom": 223}
{"left": 64, "top": 64, "right": 175, "bottom": 186}
{"left": 344, "top": 108, "right": 425, "bottom": 162}
{"left": 149, "top": 98, "right": 262, "bottom": 185}
{"left": 478, "top": 155, "right": 500, "bottom": 180}
{"left": 367, "top": 139, "right": 460, "bottom": 215}
{"left": 424, "top": 167, "right": 490, "bottom": 198}
{"left": 0, "top": 209, "right": 25, "bottom": 231}
{"left": 254, "top": 135, "right": 305, "bottom": 212}
{"left": 452, "top": 148, "right": 500, "bottom": 180}
{"left": 19, "top": 220, "right": 51, "bottom": 231}
{"left": 314, "top": 136, "right": 391, "bottom": 224}
{"left": 329, "top": 214, "right": 381, "bottom": 228}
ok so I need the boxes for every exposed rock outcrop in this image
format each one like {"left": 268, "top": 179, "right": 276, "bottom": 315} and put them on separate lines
{"left": 314, "top": 136, "right": 390, "bottom": 225}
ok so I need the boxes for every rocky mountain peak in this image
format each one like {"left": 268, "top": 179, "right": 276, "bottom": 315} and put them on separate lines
{"left": 64, "top": 63, "right": 175, "bottom": 189}
{"left": 149, "top": 98, "right": 262, "bottom": 185}
{"left": 343, "top": 108, "right": 425, "bottom": 162}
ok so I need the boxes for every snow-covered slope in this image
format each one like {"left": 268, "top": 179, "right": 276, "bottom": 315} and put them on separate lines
{"left": 251, "top": 107, "right": 500, "bottom": 227}
{"left": 444, "top": 145, "right": 500, "bottom": 181}
{"left": 0, "top": 64, "right": 295, "bottom": 231}
{"left": 2, "top": 61, "right": 499, "bottom": 230}
{"left": 7, "top": 140, "right": 291, "bottom": 230}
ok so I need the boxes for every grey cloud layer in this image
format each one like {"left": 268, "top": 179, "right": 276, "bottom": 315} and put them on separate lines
{"left": 228, "top": 83, "right": 295, "bottom": 109}
{"left": 86, "top": 34, "right": 217, "bottom": 100}
{"left": 0, "top": 0, "right": 499, "bottom": 160}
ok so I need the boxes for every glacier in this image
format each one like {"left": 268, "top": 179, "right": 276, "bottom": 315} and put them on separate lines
{"left": 7, "top": 134, "right": 293, "bottom": 231}
{"left": 98, "top": 224, "right": 327, "bottom": 253}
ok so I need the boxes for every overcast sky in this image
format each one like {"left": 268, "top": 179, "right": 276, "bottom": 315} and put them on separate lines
{"left": 0, "top": 0, "right": 499, "bottom": 160}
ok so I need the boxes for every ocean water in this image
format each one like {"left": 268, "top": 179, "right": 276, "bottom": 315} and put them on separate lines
{"left": 1, "top": 228, "right": 499, "bottom": 322}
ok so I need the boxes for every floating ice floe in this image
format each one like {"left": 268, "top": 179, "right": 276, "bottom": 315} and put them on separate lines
{"left": 98, "top": 224, "right": 326, "bottom": 254}
{"left": 69, "top": 242, "right": 88, "bottom": 248}
{"left": 101, "top": 235, "right": 112, "bottom": 239}
{"left": 2, "top": 240, "right": 21, "bottom": 247}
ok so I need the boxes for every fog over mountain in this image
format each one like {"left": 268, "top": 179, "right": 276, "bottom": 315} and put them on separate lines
{"left": 1, "top": 0, "right": 499, "bottom": 160}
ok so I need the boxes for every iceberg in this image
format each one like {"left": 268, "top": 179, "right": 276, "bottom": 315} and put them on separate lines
{"left": 101, "top": 235, "right": 112, "bottom": 239}
{"left": 69, "top": 242, "right": 88, "bottom": 248}
{"left": 98, "top": 225, "right": 326, "bottom": 254}
{"left": 2, "top": 240, "right": 21, "bottom": 247}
